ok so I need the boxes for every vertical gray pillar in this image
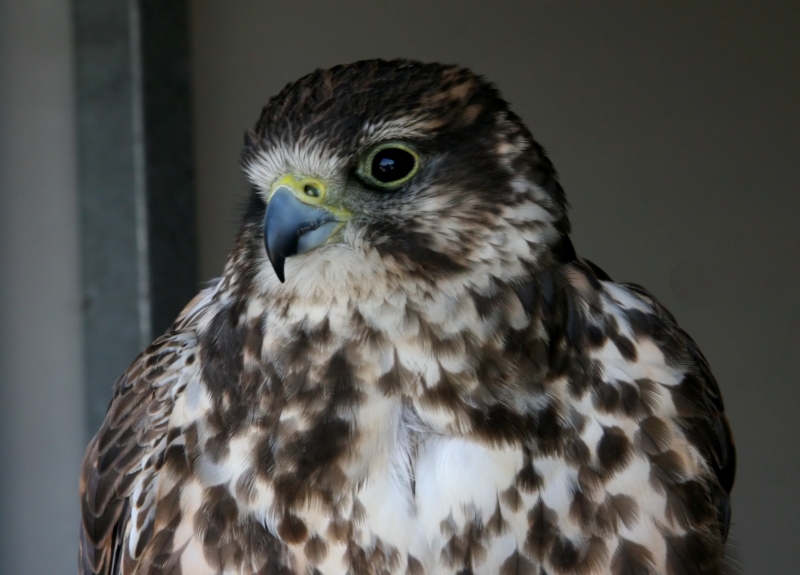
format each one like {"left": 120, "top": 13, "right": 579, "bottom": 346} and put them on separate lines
{"left": 139, "top": 0, "right": 197, "bottom": 337}
{"left": 73, "top": 0, "right": 196, "bottom": 435}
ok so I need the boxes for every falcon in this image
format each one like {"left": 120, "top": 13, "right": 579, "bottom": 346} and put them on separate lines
{"left": 80, "top": 60, "right": 736, "bottom": 575}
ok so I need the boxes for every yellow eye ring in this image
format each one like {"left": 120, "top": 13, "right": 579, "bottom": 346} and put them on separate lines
{"left": 358, "top": 143, "right": 420, "bottom": 189}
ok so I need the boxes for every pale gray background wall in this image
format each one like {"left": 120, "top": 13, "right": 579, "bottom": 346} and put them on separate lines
{"left": 191, "top": 2, "right": 799, "bottom": 573}
{"left": 0, "top": 0, "right": 85, "bottom": 573}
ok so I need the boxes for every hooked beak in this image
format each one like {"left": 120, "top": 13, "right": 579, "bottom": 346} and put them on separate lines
{"left": 263, "top": 174, "right": 350, "bottom": 282}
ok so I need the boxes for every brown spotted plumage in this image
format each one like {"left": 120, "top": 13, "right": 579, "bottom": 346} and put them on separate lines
{"left": 80, "top": 60, "right": 736, "bottom": 575}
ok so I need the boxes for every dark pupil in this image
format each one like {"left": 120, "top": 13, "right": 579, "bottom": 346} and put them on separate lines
{"left": 371, "top": 148, "right": 415, "bottom": 183}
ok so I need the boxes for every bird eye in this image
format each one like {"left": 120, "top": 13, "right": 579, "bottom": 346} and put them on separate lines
{"left": 359, "top": 144, "right": 419, "bottom": 189}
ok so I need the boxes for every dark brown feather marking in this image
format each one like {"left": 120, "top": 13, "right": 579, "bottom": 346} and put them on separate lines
{"left": 501, "top": 550, "right": 537, "bottom": 575}
{"left": 597, "top": 426, "right": 632, "bottom": 478}
{"left": 525, "top": 499, "right": 559, "bottom": 559}
{"left": 277, "top": 513, "right": 309, "bottom": 545}
{"left": 610, "top": 539, "right": 655, "bottom": 575}
{"left": 635, "top": 417, "right": 671, "bottom": 455}
{"left": 665, "top": 532, "right": 721, "bottom": 575}
{"left": 303, "top": 535, "right": 329, "bottom": 564}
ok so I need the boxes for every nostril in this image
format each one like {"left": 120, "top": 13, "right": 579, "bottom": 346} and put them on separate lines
{"left": 304, "top": 184, "right": 321, "bottom": 198}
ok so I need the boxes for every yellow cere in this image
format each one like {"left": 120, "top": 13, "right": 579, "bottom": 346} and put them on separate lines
{"left": 270, "top": 173, "right": 352, "bottom": 223}
{"left": 270, "top": 174, "right": 329, "bottom": 206}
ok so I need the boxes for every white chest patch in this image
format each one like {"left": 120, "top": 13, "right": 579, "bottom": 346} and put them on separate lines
{"left": 356, "top": 430, "right": 527, "bottom": 574}
{"left": 414, "top": 436, "right": 523, "bottom": 536}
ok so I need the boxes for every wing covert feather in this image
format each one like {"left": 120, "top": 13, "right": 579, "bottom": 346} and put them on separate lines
{"left": 79, "top": 310, "right": 202, "bottom": 575}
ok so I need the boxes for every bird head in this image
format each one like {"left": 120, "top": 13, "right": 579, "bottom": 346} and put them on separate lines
{"left": 237, "top": 60, "right": 570, "bottom": 299}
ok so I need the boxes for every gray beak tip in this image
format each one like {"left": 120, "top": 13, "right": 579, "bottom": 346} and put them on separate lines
{"left": 271, "top": 257, "right": 286, "bottom": 283}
